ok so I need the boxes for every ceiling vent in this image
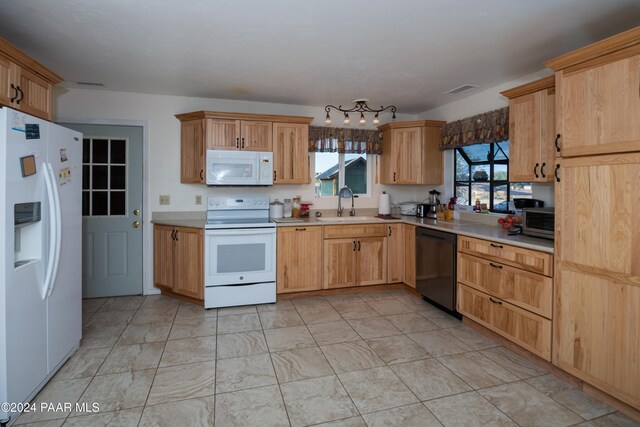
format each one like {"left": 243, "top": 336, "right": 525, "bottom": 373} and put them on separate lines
{"left": 76, "top": 81, "right": 105, "bottom": 87}
{"left": 445, "top": 84, "right": 478, "bottom": 95}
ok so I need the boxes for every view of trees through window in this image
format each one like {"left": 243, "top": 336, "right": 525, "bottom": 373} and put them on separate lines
{"left": 315, "top": 152, "right": 368, "bottom": 197}
{"left": 454, "top": 141, "right": 531, "bottom": 212}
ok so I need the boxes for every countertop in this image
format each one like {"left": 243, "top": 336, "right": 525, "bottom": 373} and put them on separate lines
{"left": 273, "top": 215, "right": 554, "bottom": 253}
{"left": 151, "top": 214, "right": 554, "bottom": 253}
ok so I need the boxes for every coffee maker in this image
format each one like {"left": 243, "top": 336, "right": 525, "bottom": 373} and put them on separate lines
{"left": 416, "top": 189, "right": 440, "bottom": 219}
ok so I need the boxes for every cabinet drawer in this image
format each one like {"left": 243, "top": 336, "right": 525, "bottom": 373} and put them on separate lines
{"left": 457, "top": 253, "right": 552, "bottom": 318}
{"left": 458, "top": 236, "right": 553, "bottom": 277}
{"left": 323, "top": 224, "right": 387, "bottom": 239}
{"left": 458, "top": 284, "right": 551, "bottom": 361}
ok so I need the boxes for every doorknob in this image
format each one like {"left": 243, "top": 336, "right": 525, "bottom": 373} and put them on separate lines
{"left": 133, "top": 209, "right": 140, "bottom": 216}
{"left": 132, "top": 220, "right": 141, "bottom": 229}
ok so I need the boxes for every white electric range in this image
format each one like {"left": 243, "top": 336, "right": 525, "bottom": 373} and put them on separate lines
{"left": 204, "top": 196, "right": 276, "bottom": 309}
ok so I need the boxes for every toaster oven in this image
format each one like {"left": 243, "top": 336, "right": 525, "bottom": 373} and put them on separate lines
{"left": 522, "top": 207, "right": 555, "bottom": 240}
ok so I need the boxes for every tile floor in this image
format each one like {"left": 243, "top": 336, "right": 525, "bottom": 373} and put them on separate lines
{"left": 13, "top": 289, "right": 640, "bottom": 427}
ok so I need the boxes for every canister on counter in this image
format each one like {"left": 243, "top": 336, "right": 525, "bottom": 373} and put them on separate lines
{"left": 292, "top": 197, "right": 301, "bottom": 218}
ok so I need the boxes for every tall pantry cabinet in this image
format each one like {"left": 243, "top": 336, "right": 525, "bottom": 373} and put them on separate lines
{"left": 545, "top": 26, "right": 640, "bottom": 410}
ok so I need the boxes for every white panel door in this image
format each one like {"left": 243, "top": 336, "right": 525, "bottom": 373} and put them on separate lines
{"left": 58, "top": 124, "right": 143, "bottom": 298}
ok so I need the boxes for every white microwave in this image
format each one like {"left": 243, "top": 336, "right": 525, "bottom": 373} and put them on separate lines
{"left": 206, "top": 150, "right": 273, "bottom": 186}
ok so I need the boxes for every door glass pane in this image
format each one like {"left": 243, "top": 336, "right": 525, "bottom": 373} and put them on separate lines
{"left": 82, "top": 138, "right": 90, "bottom": 163}
{"left": 110, "top": 192, "right": 125, "bottom": 216}
{"left": 110, "top": 166, "right": 125, "bottom": 189}
{"left": 111, "top": 139, "right": 126, "bottom": 164}
{"left": 82, "top": 192, "right": 90, "bottom": 216}
{"left": 217, "top": 244, "right": 265, "bottom": 273}
{"left": 92, "top": 139, "right": 108, "bottom": 163}
{"left": 92, "top": 191, "right": 108, "bottom": 215}
{"left": 93, "top": 165, "right": 108, "bottom": 189}
{"left": 82, "top": 165, "right": 90, "bottom": 190}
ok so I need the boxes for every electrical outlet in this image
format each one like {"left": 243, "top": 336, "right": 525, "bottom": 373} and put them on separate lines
{"left": 159, "top": 195, "right": 170, "bottom": 205}
{"left": 195, "top": 195, "right": 202, "bottom": 205}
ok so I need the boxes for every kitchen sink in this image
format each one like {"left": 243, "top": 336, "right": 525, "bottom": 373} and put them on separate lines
{"left": 315, "top": 216, "right": 380, "bottom": 222}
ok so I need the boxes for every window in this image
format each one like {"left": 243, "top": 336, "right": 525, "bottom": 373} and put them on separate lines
{"left": 315, "top": 152, "right": 370, "bottom": 197}
{"left": 82, "top": 137, "right": 127, "bottom": 216}
{"left": 454, "top": 141, "right": 531, "bottom": 212}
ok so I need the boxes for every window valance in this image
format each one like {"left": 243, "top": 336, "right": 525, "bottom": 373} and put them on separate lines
{"left": 309, "top": 126, "right": 382, "bottom": 154}
{"left": 440, "top": 107, "right": 509, "bottom": 150}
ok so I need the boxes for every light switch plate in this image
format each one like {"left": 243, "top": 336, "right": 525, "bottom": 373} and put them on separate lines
{"left": 159, "top": 195, "right": 170, "bottom": 205}
{"left": 195, "top": 195, "right": 202, "bottom": 205}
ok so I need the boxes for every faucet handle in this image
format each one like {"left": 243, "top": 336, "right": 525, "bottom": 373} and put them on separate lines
{"left": 350, "top": 208, "right": 356, "bottom": 216}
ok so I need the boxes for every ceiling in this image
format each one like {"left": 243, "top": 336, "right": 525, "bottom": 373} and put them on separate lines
{"left": 1, "top": 1, "right": 639, "bottom": 114}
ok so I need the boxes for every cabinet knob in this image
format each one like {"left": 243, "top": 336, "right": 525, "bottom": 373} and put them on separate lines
{"left": 132, "top": 220, "right": 141, "bottom": 229}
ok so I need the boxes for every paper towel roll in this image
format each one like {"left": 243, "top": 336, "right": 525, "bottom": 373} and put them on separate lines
{"left": 378, "top": 192, "right": 391, "bottom": 215}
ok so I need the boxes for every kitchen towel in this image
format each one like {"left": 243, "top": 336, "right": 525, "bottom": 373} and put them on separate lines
{"left": 378, "top": 192, "right": 391, "bottom": 215}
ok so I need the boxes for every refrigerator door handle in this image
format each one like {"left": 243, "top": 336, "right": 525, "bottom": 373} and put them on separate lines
{"left": 46, "top": 163, "right": 63, "bottom": 297}
{"left": 42, "top": 162, "right": 58, "bottom": 300}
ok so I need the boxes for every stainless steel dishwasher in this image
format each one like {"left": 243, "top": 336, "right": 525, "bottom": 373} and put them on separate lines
{"left": 415, "top": 227, "right": 460, "bottom": 317}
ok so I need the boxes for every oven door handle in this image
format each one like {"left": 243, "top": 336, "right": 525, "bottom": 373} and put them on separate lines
{"left": 206, "top": 229, "right": 275, "bottom": 236}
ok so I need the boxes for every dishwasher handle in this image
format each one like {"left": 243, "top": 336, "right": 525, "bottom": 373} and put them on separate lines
{"left": 416, "top": 228, "right": 456, "bottom": 244}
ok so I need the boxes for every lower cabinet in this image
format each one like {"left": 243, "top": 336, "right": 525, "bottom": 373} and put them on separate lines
{"left": 276, "top": 227, "right": 323, "bottom": 293}
{"left": 153, "top": 225, "right": 203, "bottom": 300}
{"left": 387, "top": 224, "right": 403, "bottom": 283}
{"left": 323, "top": 224, "right": 387, "bottom": 289}
{"left": 457, "top": 235, "right": 553, "bottom": 361}
{"left": 403, "top": 224, "right": 416, "bottom": 288}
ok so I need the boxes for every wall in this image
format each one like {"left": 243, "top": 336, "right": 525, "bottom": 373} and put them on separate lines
{"left": 418, "top": 69, "right": 556, "bottom": 207}
{"left": 53, "top": 88, "right": 424, "bottom": 294}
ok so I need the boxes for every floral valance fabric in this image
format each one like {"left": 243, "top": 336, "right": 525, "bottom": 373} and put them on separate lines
{"left": 440, "top": 107, "right": 509, "bottom": 150}
{"left": 309, "top": 126, "right": 382, "bottom": 154}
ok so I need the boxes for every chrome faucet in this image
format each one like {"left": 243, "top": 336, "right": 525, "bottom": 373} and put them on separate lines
{"left": 337, "top": 186, "right": 356, "bottom": 217}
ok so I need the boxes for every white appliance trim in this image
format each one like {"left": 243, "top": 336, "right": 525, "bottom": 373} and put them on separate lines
{"left": 53, "top": 117, "right": 155, "bottom": 295}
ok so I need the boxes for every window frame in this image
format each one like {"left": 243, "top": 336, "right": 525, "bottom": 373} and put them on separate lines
{"left": 314, "top": 151, "right": 372, "bottom": 198}
{"left": 453, "top": 142, "right": 510, "bottom": 212}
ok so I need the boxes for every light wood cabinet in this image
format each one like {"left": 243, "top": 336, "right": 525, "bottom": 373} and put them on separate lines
{"left": 273, "top": 122, "right": 310, "bottom": 184}
{"left": 387, "top": 224, "right": 403, "bottom": 283}
{"left": 0, "top": 38, "right": 62, "bottom": 121}
{"left": 378, "top": 120, "right": 445, "bottom": 185}
{"left": 403, "top": 224, "right": 416, "bottom": 288}
{"left": 501, "top": 76, "right": 556, "bottom": 182}
{"left": 457, "top": 236, "right": 553, "bottom": 361}
{"left": 458, "top": 284, "right": 552, "bottom": 360}
{"left": 546, "top": 27, "right": 640, "bottom": 409}
{"left": 554, "top": 152, "right": 640, "bottom": 408}
{"left": 276, "top": 227, "right": 323, "bottom": 293}
{"left": 323, "top": 225, "right": 387, "bottom": 289}
{"left": 175, "top": 111, "right": 312, "bottom": 184}
{"left": 153, "top": 225, "right": 203, "bottom": 301}
{"left": 546, "top": 28, "right": 640, "bottom": 157}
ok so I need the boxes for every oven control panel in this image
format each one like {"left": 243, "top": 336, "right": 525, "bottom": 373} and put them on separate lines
{"left": 207, "top": 196, "right": 270, "bottom": 210}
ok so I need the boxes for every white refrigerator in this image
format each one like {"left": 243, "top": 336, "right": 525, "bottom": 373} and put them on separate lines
{"left": 0, "top": 107, "right": 82, "bottom": 425}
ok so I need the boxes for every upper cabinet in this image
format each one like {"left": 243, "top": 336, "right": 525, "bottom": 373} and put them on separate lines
{"left": 0, "top": 38, "right": 62, "bottom": 121}
{"left": 175, "top": 111, "right": 312, "bottom": 184}
{"left": 545, "top": 27, "right": 640, "bottom": 157}
{"left": 378, "top": 120, "right": 445, "bottom": 185}
{"left": 501, "top": 76, "right": 556, "bottom": 182}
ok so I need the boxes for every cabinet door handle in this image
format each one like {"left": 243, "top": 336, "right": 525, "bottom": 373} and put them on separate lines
{"left": 554, "top": 134, "right": 561, "bottom": 153}
{"left": 393, "top": 172, "right": 396, "bottom": 182}
{"left": 10, "top": 84, "right": 18, "bottom": 102}
{"left": 16, "top": 86, "right": 24, "bottom": 104}
{"left": 294, "top": 228, "right": 306, "bottom": 231}
{"left": 353, "top": 240, "right": 356, "bottom": 251}
{"left": 540, "top": 162, "right": 546, "bottom": 178}
{"left": 490, "top": 243, "right": 503, "bottom": 249}
{"left": 489, "top": 297, "right": 503, "bottom": 305}
{"left": 174, "top": 230, "right": 179, "bottom": 241}
{"left": 241, "top": 137, "right": 245, "bottom": 149}
{"left": 533, "top": 163, "right": 539, "bottom": 178}
{"left": 273, "top": 170, "right": 276, "bottom": 182}
{"left": 236, "top": 137, "right": 240, "bottom": 149}
{"left": 554, "top": 164, "right": 561, "bottom": 183}
{"left": 358, "top": 240, "right": 361, "bottom": 251}
{"left": 388, "top": 226, "right": 392, "bottom": 236}
{"left": 489, "top": 262, "right": 503, "bottom": 269}
{"left": 199, "top": 169, "right": 204, "bottom": 180}
{"left": 171, "top": 230, "right": 175, "bottom": 240}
